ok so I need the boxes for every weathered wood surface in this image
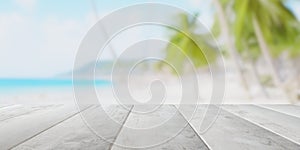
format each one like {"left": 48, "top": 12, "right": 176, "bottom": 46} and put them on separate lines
{"left": 0, "top": 104, "right": 54, "bottom": 122}
{"left": 0, "top": 104, "right": 14, "bottom": 109}
{"left": 0, "top": 104, "right": 85, "bottom": 149}
{"left": 112, "top": 105, "right": 209, "bottom": 150}
{"left": 0, "top": 104, "right": 299, "bottom": 150}
{"left": 258, "top": 104, "right": 300, "bottom": 118}
{"left": 14, "top": 105, "right": 132, "bottom": 150}
{"left": 177, "top": 105, "right": 300, "bottom": 150}
{"left": 222, "top": 105, "right": 300, "bottom": 144}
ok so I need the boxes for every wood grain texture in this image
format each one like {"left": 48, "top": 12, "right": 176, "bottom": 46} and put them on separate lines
{"left": 177, "top": 105, "right": 300, "bottom": 150}
{"left": 0, "top": 104, "right": 63, "bottom": 122}
{"left": 1, "top": 104, "right": 300, "bottom": 150}
{"left": 13, "top": 105, "right": 132, "bottom": 150}
{"left": 0, "top": 104, "right": 81, "bottom": 149}
{"left": 112, "top": 105, "right": 209, "bottom": 150}
{"left": 258, "top": 104, "right": 300, "bottom": 118}
{"left": 0, "top": 104, "right": 14, "bottom": 109}
{"left": 222, "top": 105, "right": 300, "bottom": 144}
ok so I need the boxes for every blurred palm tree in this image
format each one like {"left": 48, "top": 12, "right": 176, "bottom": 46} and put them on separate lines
{"left": 161, "top": 0, "right": 300, "bottom": 101}
{"left": 212, "top": 0, "right": 252, "bottom": 97}
{"left": 232, "top": 0, "right": 300, "bottom": 101}
{"left": 159, "top": 13, "right": 218, "bottom": 74}
{"left": 212, "top": 0, "right": 300, "bottom": 100}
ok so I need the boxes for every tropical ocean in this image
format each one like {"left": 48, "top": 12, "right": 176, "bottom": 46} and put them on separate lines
{"left": 0, "top": 78, "right": 110, "bottom": 104}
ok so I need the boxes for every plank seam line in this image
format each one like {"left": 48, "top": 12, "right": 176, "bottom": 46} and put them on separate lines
{"left": 0, "top": 104, "right": 15, "bottom": 109}
{"left": 0, "top": 105, "right": 64, "bottom": 122}
{"left": 174, "top": 105, "right": 212, "bottom": 150}
{"left": 254, "top": 104, "right": 300, "bottom": 119}
{"left": 108, "top": 105, "right": 134, "bottom": 150}
{"left": 219, "top": 106, "right": 300, "bottom": 146}
{"left": 0, "top": 104, "right": 21, "bottom": 111}
{"left": 0, "top": 106, "right": 59, "bottom": 122}
{"left": 8, "top": 105, "right": 94, "bottom": 150}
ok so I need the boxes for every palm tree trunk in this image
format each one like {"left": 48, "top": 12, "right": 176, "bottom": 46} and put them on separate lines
{"left": 249, "top": 59, "right": 269, "bottom": 98}
{"left": 297, "top": 59, "right": 300, "bottom": 101}
{"left": 212, "top": 0, "right": 251, "bottom": 98}
{"left": 286, "top": 58, "right": 300, "bottom": 101}
{"left": 243, "top": 46, "right": 269, "bottom": 98}
{"left": 252, "top": 16, "right": 292, "bottom": 101}
{"left": 252, "top": 16, "right": 281, "bottom": 86}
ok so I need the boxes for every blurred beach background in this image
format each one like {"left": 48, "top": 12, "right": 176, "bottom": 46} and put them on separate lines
{"left": 0, "top": 0, "right": 300, "bottom": 105}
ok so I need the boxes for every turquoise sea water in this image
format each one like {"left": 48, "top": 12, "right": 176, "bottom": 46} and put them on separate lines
{"left": 0, "top": 78, "right": 110, "bottom": 94}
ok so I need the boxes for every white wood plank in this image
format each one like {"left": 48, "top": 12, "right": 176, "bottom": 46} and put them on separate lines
{"left": 258, "top": 104, "right": 300, "bottom": 118}
{"left": 177, "top": 105, "right": 300, "bottom": 150}
{"left": 0, "top": 104, "right": 84, "bottom": 149}
{"left": 0, "top": 104, "right": 14, "bottom": 109}
{"left": 13, "top": 105, "right": 132, "bottom": 150}
{"left": 0, "top": 104, "right": 63, "bottom": 122}
{"left": 0, "top": 104, "right": 20, "bottom": 111}
{"left": 112, "top": 105, "right": 209, "bottom": 150}
{"left": 222, "top": 105, "right": 300, "bottom": 144}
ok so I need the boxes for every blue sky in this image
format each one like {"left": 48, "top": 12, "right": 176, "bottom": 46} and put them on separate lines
{"left": 0, "top": 0, "right": 200, "bottom": 20}
{"left": 0, "top": 0, "right": 299, "bottom": 78}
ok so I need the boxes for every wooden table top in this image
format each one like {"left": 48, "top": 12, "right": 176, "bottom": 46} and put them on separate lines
{"left": 1, "top": 104, "right": 299, "bottom": 150}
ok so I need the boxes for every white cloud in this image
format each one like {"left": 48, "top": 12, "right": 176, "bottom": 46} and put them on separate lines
{"left": 0, "top": 4, "right": 214, "bottom": 78}
{"left": 0, "top": 11, "right": 94, "bottom": 77}
{"left": 294, "top": 6, "right": 300, "bottom": 20}
{"left": 0, "top": 7, "right": 130, "bottom": 78}
{"left": 188, "top": 0, "right": 202, "bottom": 6}
{"left": 186, "top": 0, "right": 214, "bottom": 28}
{"left": 14, "top": 0, "right": 37, "bottom": 11}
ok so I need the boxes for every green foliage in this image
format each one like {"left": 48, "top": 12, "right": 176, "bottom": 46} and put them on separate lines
{"left": 211, "top": 14, "right": 221, "bottom": 37}
{"left": 260, "top": 75, "right": 274, "bottom": 87}
{"left": 161, "top": 13, "right": 218, "bottom": 74}
{"left": 232, "top": 0, "right": 300, "bottom": 58}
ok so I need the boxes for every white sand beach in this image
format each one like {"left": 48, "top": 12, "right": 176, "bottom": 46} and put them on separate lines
{"left": 0, "top": 72, "right": 295, "bottom": 106}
